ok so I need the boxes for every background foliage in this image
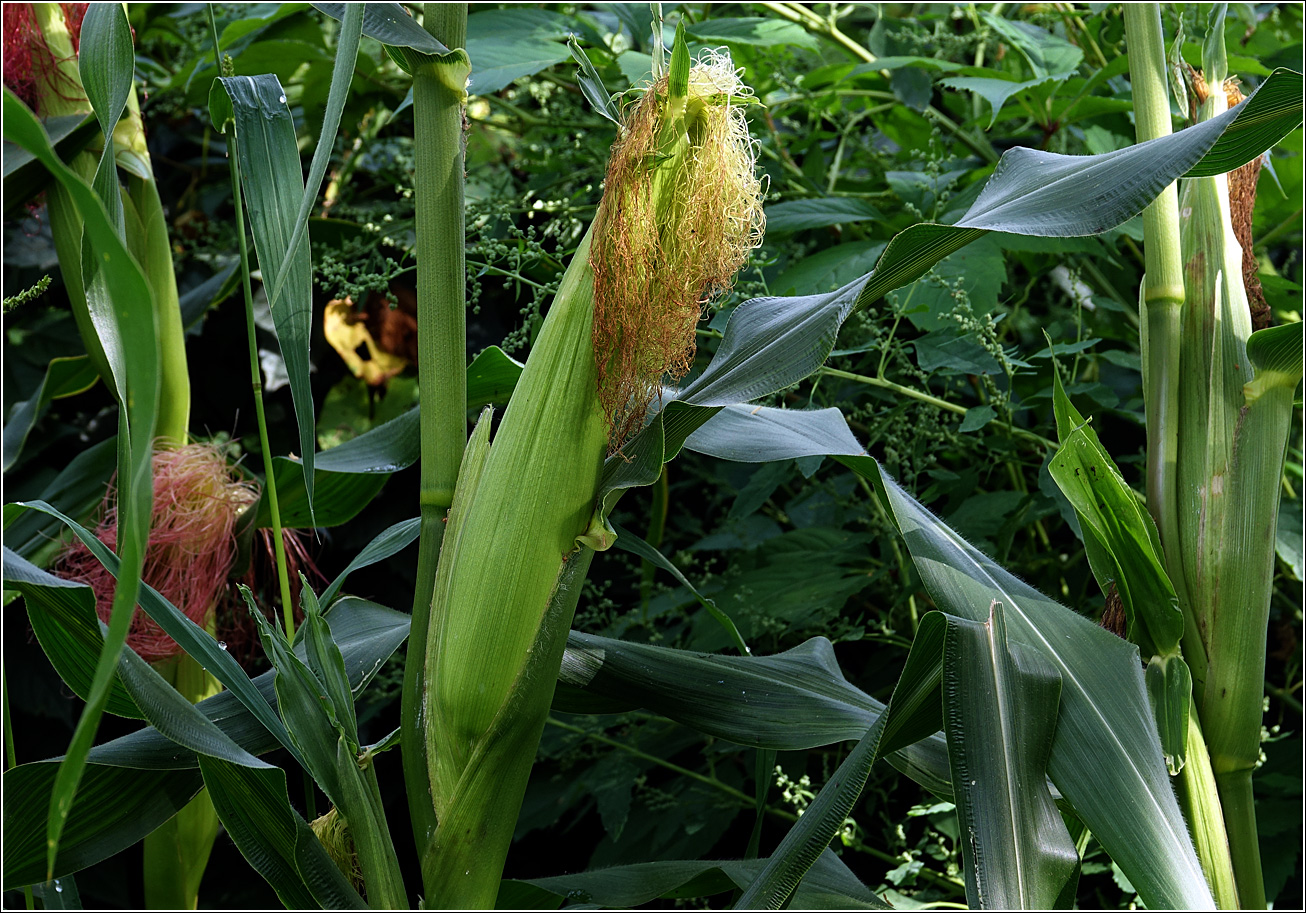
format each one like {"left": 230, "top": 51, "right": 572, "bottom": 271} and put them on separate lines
{"left": 3, "top": 2, "right": 1301, "bottom": 908}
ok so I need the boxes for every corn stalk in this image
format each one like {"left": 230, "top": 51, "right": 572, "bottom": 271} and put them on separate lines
{"left": 399, "top": 1, "right": 470, "bottom": 868}
{"left": 1124, "top": 5, "right": 1240, "bottom": 906}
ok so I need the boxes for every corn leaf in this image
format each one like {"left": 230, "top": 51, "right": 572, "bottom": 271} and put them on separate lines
{"left": 735, "top": 616, "right": 947, "bottom": 908}
{"left": 8, "top": 501, "right": 302, "bottom": 769}
{"left": 312, "top": 2, "right": 449, "bottom": 55}
{"left": 874, "top": 468, "right": 1213, "bottom": 909}
{"left": 4, "top": 75, "right": 160, "bottom": 879}
{"left": 212, "top": 73, "right": 318, "bottom": 524}
{"left": 2, "top": 355, "right": 99, "bottom": 472}
{"left": 320, "top": 517, "right": 422, "bottom": 606}
{"left": 500, "top": 849, "right": 886, "bottom": 910}
{"left": 0, "top": 597, "right": 407, "bottom": 887}
{"left": 941, "top": 603, "right": 1078, "bottom": 909}
{"left": 2, "top": 548, "right": 142, "bottom": 719}
{"left": 555, "top": 632, "right": 954, "bottom": 802}
{"left": 261, "top": 4, "right": 363, "bottom": 311}
{"left": 1, "top": 437, "right": 115, "bottom": 562}
{"left": 244, "top": 589, "right": 345, "bottom": 806}
{"left": 198, "top": 756, "right": 366, "bottom": 909}
{"left": 2, "top": 766, "right": 202, "bottom": 892}
{"left": 608, "top": 521, "right": 749, "bottom": 655}
{"left": 641, "top": 398, "right": 1212, "bottom": 907}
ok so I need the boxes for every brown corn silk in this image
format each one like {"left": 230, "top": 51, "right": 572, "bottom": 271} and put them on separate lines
{"left": 1223, "top": 82, "right": 1269, "bottom": 330}
{"left": 591, "top": 51, "right": 765, "bottom": 445}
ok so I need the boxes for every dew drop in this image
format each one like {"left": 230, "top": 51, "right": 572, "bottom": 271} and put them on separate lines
{"left": 54, "top": 883, "right": 63, "bottom": 894}
{"left": 218, "top": 641, "right": 228, "bottom": 651}
{"left": 278, "top": 95, "right": 287, "bottom": 104}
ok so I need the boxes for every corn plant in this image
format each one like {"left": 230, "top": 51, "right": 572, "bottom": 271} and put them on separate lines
{"left": 2, "top": 3, "right": 1301, "bottom": 910}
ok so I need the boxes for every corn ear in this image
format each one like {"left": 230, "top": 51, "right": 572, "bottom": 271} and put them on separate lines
{"left": 1172, "top": 10, "right": 1302, "bottom": 908}
{"left": 419, "top": 34, "right": 764, "bottom": 907}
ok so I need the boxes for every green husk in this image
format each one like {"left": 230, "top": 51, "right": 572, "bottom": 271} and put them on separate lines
{"left": 418, "top": 35, "right": 765, "bottom": 907}
{"left": 1172, "top": 9, "right": 1302, "bottom": 908}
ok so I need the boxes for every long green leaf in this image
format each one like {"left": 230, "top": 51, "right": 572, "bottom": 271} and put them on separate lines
{"left": 643, "top": 384, "right": 1215, "bottom": 908}
{"left": 1, "top": 598, "right": 407, "bottom": 887}
{"left": 942, "top": 603, "right": 1077, "bottom": 909}
{"left": 874, "top": 468, "right": 1213, "bottom": 909}
{"left": 609, "top": 521, "right": 749, "bottom": 655}
{"left": 2, "top": 356, "right": 99, "bottom": 472}
{"left": 311, "top": 2, "right": 449, "bottom": 55}
{"left": 2, "top": 548, "right": 142, "bottom": 719}
{"left": 735, "top": 616, "right": 949, "bottom": 909}
{"left": 199, "top": 756, "right": 366, "bottom": 909}
{"left": 2, "top": 436, "right": 115, "bottom": 562}
{"left": 213, "top": 73, "right": 317, "bottom": 523}
{"left": 502, "top": 849, "right": 887, "bottom": 910}
{"left": 10, "top": 501, "right": 303, "bottom": 769}
{"left": 320, "top": 517, "right": 421, "bottom": 606}
{"left": 3, "top": 79, "right": 160, "bottom": 879}
{"left": 261, "top": 4, "right": 362, "bottom": 311}
{"left": 555, "top": 632, "right": 954, "bottom": 804}
{"left": 2, "top": 765, "right": 202, "bottom": 892}
{"left": 115, "top": 644, "right": 269, "bottom": 770}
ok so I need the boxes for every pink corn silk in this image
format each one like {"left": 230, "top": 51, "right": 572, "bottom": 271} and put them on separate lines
{"left": 1, "top": 3, "right": 88, "bottom": 113}
{"left": 58, "top": 444, "right": 258, "bottom": 664}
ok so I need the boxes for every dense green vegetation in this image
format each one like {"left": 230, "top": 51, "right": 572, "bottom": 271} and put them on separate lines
{"left": 2, "top": 3, "right": 1301, "bottom": 909}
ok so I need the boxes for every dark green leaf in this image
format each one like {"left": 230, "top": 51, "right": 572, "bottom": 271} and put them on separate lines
{"left": 261, "top": 4, "right": 363, "bottom": 311}
{"left": 504, "top": 849, "right": 886, "bottom": 909}
{"left": 320, "top": 518, "right": 421, "bottom": 606}
{"left": 311, "top": 2, "right": 447, "bottom": 54}
{"left": 684, "top": 18, "right": 819, "bottom": 51}
{"left": 764, "top": 198, "right": 883, "bottom": 234}
{"left": 555, "top": 631, "right": 952, "bottom": 800}
{"left": 199, "top": 756, "right": 366, "bottom": 909}
{"left": 2, "top": 356, "right": 99, "bottom": 471}
{"left": 2, "top": 548, "right": 142, "bottom": 719}
{"left": 2, "top": 765, "right": 203, "bottom": 891}
{"left": 874, "top": 468, "right": 1213, "bottom": 908}
{"left": 569, "top": 36, "right": 619, "bottom": 125}
{"left": 942, "top": 603, "right": 1078, "bottom": 908}
{"left": 4, "top": 80, "right": 159, "bottom": 880}
{"left": 214, "top": 73, "right": 318, "bottom": 523}
{"left": 9, "top": 501, "right": 304, "bottom": 769}
{"left": 609, "top": 521, "right": 748, "bottom": 655}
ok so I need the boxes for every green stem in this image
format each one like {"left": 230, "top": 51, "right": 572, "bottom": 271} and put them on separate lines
{"left": 818, "top": 366, "right": 1058, "bottom": 450}
{"left": 207, "top": 6, "right": 295, "bottom": 636}
{"left": 1214, "top": 769, "right": 1267, "bottom": 910}
{"left": 401, "top": 1, "right": 469, "bottom": 873}
{"left": 143, "top": 657, "right": 221, "bottom": 910}
{"left": 1176, "top": 699, "right": 1240, "bottom": 909}
{"left": 1124, "top": 4, "right": 1206, "bottom": 682}
{"left": 1126, "top": 7, "right": 1236, "bottom": 905}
